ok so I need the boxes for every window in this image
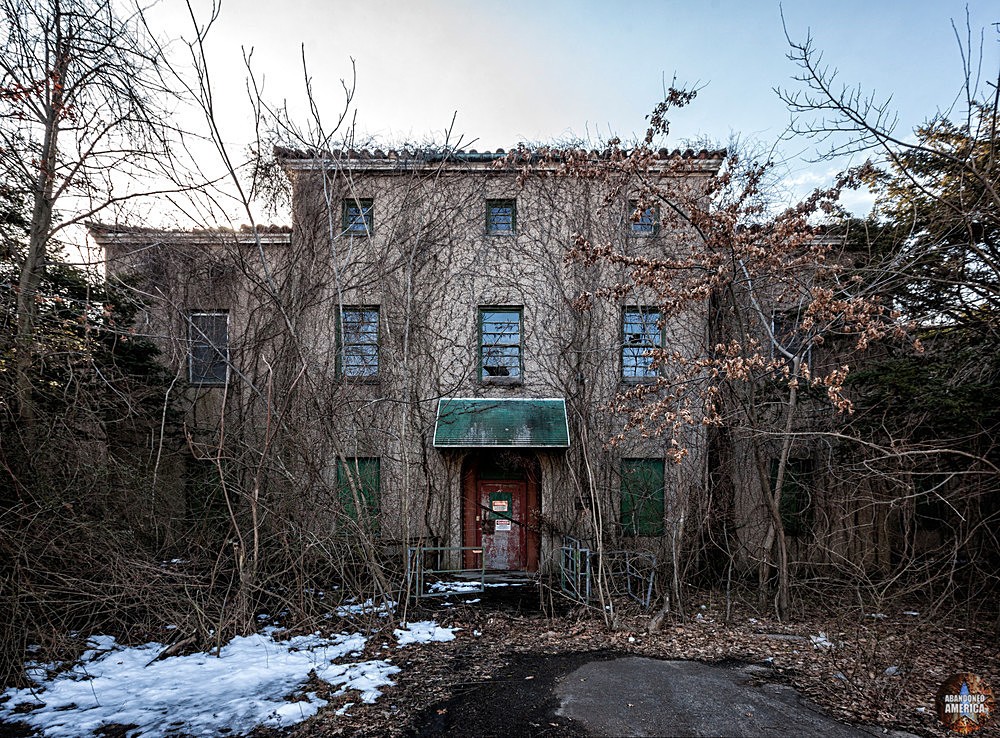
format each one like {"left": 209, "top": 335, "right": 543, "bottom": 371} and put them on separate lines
{"left": 771, "top": 311, "right": 811, "bottom": 370}
{"left": 622, "top": 307, "right": 663, "bottom": 380}
{"left": 479, "top": 307, "right": 522, "bottom": 381}
{"left": 628, "top": 200, "right": 659, "bottom": 235}
{"left": 336, "top": 457, "right": 380, "bottom": 533}
{"left": 770, "top": 458, "right": 814, "bottom": 537}
{"left": 188, "top": 311, "right": 229, "bottom": 385}
{"left": 342, "top": 198, "right": 373, "bottom": 235}
{"left": 486, "top": 199, "right": 516, "bottom": 235}
{"left": 621, "top": 458, "right": 665, "bottom": 536}
{"left": 184, "top": 458, "right": 228, "bottom": 528}
{"left": 337, "top": 306, "right": 379, "bottom": 379}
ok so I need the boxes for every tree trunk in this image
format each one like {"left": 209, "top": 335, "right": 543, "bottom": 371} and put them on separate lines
{"left": 15, "top": 34, "right": 68, "bottom": 424}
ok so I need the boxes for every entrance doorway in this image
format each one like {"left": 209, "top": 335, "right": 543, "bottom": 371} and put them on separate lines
{"left": 462, "top": 453, "right": 541, "bottom": 572}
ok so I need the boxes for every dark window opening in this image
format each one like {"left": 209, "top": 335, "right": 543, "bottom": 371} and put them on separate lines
{"left": 771, "top": 311, "right": 812, "bottom": 370}
{"left": 188, "top": 311, "right": 229, "bottom": 385}
{"left": 771, "top": 457, "right": 814, "bottom": 537}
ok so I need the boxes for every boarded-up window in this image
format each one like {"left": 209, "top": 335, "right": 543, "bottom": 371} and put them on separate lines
{"left": 480, "top": 307, "right": 522, "bottom": 381}
{"left": 337, "top": 306, "right": 379, "bottom": 378}
{"left": 622, "top": 307, "right": 663, "bottom": 380}
{"left": 336, "top": 457, "right": 380, "bottom": 534}
{"left": 188, "top": 311, "right": 228, "bottom": 385}
{"left": 621, "top": 458, "right": 665, "bottom": 536}
{"left": 771, "top": 458, "right": 814, "bottom": 537}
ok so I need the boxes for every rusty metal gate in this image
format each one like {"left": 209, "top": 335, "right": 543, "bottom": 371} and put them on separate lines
{"left": 559, "top": 536, "right": 592, "bottom": 604}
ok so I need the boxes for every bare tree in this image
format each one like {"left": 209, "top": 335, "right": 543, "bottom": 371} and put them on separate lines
{"left": 0, "top": 0, "right": 196, "bottom": 424}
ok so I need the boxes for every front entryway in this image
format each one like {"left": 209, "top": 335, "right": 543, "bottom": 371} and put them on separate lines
{"left": 462, "top": 452, "right": 541, "bottom": 572}
{"left": 479, "top": 480, "right": 527, "bottom": 570}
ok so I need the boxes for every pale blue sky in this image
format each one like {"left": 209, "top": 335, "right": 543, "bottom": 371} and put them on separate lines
{"left": 168, "top": 0, "right": 999, "bottom": 214}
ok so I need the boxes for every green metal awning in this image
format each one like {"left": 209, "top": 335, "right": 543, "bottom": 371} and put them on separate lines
{"left": 433, "top": 398, "right": 570, "bottom": 449}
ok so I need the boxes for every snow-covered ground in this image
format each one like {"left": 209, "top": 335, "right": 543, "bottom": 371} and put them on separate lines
{"left": 0, "top": 618, "right": 458, "bottom": 737}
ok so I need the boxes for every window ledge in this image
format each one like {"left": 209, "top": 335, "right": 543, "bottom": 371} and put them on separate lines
{"left": 337, "top": 376, "right": 381, "bottom": 385}
{"left": 481, "top": 377, "right": 523, "bottom": 387}
{"left": 621, "top": 377, "right": 660, "bottom": 386}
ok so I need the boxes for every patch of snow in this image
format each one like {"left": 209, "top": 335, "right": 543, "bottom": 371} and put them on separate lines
{"left": 884, "top": 665, "right": 901, "bottom": 676}
{"left": 394, "top": 621, "right": 458, "bottom": 647}
{"left": 336, "top": 702, "right": 355, "bottom": 716}
{"left": 903, "top": 610, "right": 920, "bottom": 616}
{"left": 334, "top": 598, "right": 397, "bottom": 618}
{"left": 810, "top": 632, "right": 835, "bottom": 650}
{"left": 463, "top": 598, "right": 481, "bottom": 604}
{"left": 429, "top": 581, "right": 483, "bottom": 594}
{"left": 866, "top": 613, "right": 887, "bottom": 619}
{"left": 0, "top": 630, "right": 396, "bottom": 737}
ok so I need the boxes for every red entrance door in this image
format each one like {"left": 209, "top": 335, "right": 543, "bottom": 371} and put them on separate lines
{"left": 478, "top": 480, "right": 527, "bottom": 571}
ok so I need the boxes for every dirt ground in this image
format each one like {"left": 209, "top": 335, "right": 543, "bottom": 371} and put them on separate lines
{"left": 280, "top": 586, "right": 1000, "bottom": 738}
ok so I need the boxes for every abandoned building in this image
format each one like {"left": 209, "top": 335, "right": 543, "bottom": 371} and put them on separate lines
{"left": 92, "top": 147, "right": 731, "bottom": 581}
{"left": 92, "top": 144, "right": 918, "bottom": 595}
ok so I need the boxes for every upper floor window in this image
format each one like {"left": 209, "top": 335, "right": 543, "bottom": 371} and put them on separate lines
{"left": 628, "top": 199, "right": 659, "bottom": 236}
{"left": 337, "top": 306, "right": 379, "bottom": 379}
{"left": 770, "top": 310, "right": 811, "bottom": 371}
{"left": 342, "top": 198, "right": 373, "bottom": 236}
{"left": 622, "top": 307, "right": 663, "bottom": 380}
{"left": 486, "top": 199, "right": 516, "bottom": 235}
{"left": 479, "top": 307, "right": 522, "bottom": 382}
{"left": 188, "top": 310, "right": 229, "bottom": 386}
{"left": 620, "top": 458, "right": 665, "bottom": 536}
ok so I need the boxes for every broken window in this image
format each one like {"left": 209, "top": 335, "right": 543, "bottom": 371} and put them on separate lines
{"left": 486, "top": 199, "right": 516, "bottom": 235}
{"left": 622, "top": 307, "right": 663, "bottom": 380}
{"left": 337, "top": 306, "right": 379, "bottom": 378}
{"left": 628, "top": 199, "right": 659, "bottom": 236}
{"left": 336, "top": 457, "right": 380, "bottom": 534}
{"left": 620, "top": 458, "right": 665, "bottom": 536}
{"left": 479, "top": 307, "right": 522, "bottom": 381}
{"left": 188, "top": 311, "right": 229, "bottom": 385}
{"left": 342, "top": 198, "right": 373, "bottom": 235}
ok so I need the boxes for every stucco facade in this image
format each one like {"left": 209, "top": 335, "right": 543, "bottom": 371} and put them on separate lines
{"left": 94, "top": 147, "right": 725, "bottom": 575}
